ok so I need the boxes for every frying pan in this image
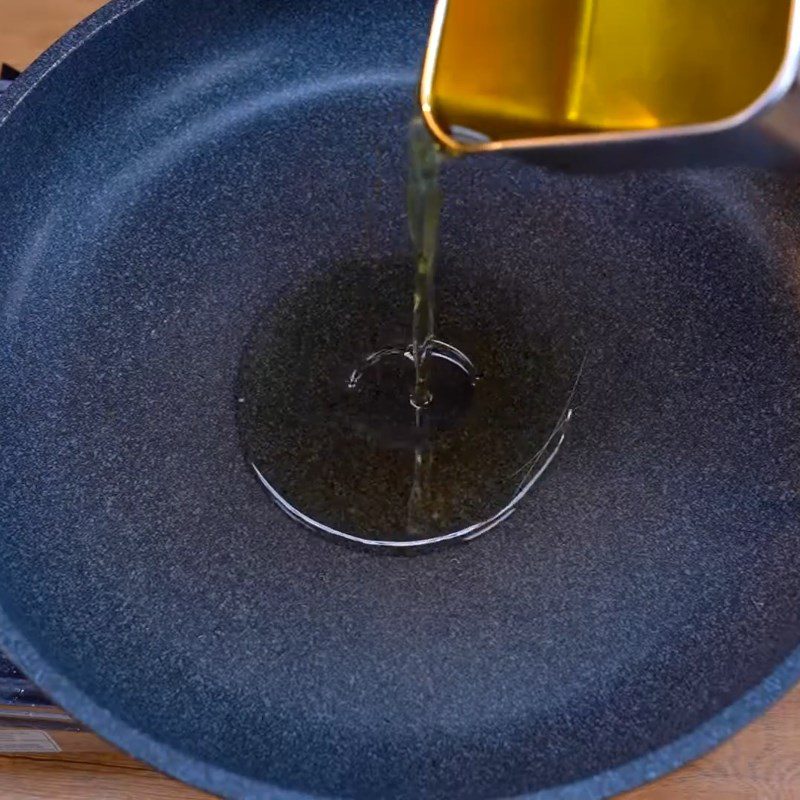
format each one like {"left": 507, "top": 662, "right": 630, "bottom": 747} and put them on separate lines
{"left": 3, "top": 1, "right": 800, "bottom": 798}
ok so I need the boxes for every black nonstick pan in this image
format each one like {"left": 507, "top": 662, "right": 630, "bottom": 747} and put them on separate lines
{"left": 2, "top": 1, "right": 800, "bottom": 798}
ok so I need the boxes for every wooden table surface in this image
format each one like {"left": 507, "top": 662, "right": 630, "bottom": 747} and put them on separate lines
{"left": 1, "top": 2, "right": 800, "bottom": 798}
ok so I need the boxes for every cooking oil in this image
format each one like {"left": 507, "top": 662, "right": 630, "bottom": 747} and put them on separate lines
{"left": 236, "top": 114, "right": 579, "bottom": 547}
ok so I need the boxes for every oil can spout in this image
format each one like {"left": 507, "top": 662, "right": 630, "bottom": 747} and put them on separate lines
{"left": 420, "top": 0, "right": 800, "bottom": 171}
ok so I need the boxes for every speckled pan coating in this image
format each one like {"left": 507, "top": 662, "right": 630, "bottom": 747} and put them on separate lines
{"left": 2, "top": 1, "right": 800, "bottom": 798}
